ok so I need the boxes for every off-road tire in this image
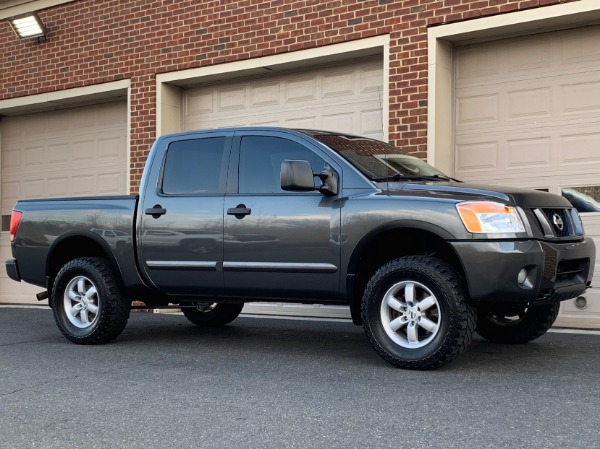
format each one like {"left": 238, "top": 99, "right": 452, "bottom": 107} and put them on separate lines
{"left": 52, "top": 257, "right": 130, "bottom": 344}
{"left": 476, "top": 302, "right": 560, "bottom": 344}
{"left": 362, "top": 256, "right": 475, "bottom": 370}
{"left": 182, "top": 303, "right": 244, "bottom": 326}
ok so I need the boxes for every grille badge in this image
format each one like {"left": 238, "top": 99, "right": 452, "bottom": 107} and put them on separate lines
{"left": 552, "top": 213, "right": 564, "bottom": 232}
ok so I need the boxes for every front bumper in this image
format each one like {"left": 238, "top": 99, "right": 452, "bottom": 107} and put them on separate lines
{"left": 5, "top": 258, "right": 21, "bottom": 282}
{"left": 450, "top": 238, "right": 595, "bottom": 304}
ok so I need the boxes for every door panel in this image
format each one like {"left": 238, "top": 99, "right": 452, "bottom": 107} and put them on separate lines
{"left": 223, "top": 133, "right": 341, "bottom": 300}
{"left": 224, "top": 195, "right": 340, "bottom": 299}
{"left": 139, "top": 135, "right": 230, "bottom": 295}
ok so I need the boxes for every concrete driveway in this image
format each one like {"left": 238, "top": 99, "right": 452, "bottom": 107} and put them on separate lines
{"left": 0, "top": 306, "right": 599, "bottom": 449}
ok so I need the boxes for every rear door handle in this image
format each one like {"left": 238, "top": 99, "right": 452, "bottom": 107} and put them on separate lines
{"left": 145, "top": 205, "right": 167, "bottom": 218}
{"left": 227, "top": 204, "right": 251, "bottom": 219}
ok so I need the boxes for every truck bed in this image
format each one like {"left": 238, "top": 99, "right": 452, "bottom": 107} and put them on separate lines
{"left": 10, "top": 195, "right": 138, "bottom": 289}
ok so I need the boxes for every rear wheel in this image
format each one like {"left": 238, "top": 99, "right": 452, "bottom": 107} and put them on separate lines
{"left": 476, "top": 302, "right": 560, "bottom": 344}
{"left": 362, "top": 256, "right": 475, "bottom": 370}
{"left": 52, "top": 257, "right": 130, "bottom": 344}
{"left": 182, "top": 302, "right": 244, "bottom": 326}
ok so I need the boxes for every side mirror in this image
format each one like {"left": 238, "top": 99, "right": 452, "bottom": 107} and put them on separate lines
{"left": 281, "top": 160, "right": 315, "bottom": 192}
{"left": 280, "top": 160, "right": 338, "bottom": 196}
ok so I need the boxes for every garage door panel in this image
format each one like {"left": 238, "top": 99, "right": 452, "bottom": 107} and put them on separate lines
{"left": 561, "top": 131, "right": 600, "bottom": 165}
{"left": 322, "top": 69, "right": 356, "bottom": 98}
{"left": 0, "top": 101, "right": 127, "bottom": 304}
{"left": 285, "top": 76, "right": 318, "bottom": 103}
{"left": 456, "top": 94, "right": 499, "bottom": 127}
{"left": 507, "top": 37, "right": 552, "bottom": 73}
{"left": 361, "top": 65, "right": 384, "bottom": 93}
{"left": 250, "top": 82, "right": 280, "bottom": 107}
{"left": 98, "top": 136, "right": 125, "bottom": 159}
{"left": 362, "top": 109, "right": 385, "bottom": 136}
{"left": 559, "top": 26, "right": 600, "bottom": 66}
{"left": 456, "top": 46, "right": 500, "bottom": 82}
{"left": 456, "top": 141, "right": 499, "bottom": 173}
{"left": 507, "top": 87, "right": 551, "bottom": 121}
{"left": 455, "top": 26, "right": 600, "bottom": 328}
{"left": 562, "top": 80, "right": 600, "bottom": 114}
{"left": 506, "top": 137, "right": 551, "bottom": 169}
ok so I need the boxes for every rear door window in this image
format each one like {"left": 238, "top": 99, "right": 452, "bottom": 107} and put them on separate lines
{"left": 161, "top": 137, "right": 226, "bottom": 195}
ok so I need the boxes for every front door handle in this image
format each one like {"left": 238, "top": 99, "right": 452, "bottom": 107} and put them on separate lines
{"left": 227, "top": 204, "right": 251, "bottom": 219}
{"left": 145, "top": 205, "right": 167, "bottom": 218}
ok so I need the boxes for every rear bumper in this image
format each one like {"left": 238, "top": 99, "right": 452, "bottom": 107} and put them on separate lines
{"left": 5, "top": 258, "right": 21, "bottom": 282}
{"left": 450, "top": 238, "right": 595, "bottom": 304}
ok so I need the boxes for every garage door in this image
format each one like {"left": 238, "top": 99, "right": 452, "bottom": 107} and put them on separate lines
{"left": 184, "top": 57, "right": 384, "bottom": 139}
{"left": 1, "top": 101, "right": 128, "bottom": 305}
{"left": 184, "top": 57, "right": 383, "bottom": 318}
{"left": 454, "top": 26, "right": 600, "bottom": 328}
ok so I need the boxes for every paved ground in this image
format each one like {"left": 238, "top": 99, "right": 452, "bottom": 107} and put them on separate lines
{"left": 0, "top": 307, "right": 599, "bottom": 449}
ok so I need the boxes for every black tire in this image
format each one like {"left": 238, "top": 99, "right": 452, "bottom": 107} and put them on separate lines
{"left": 476, "top": 302, "right": 560, "bottom": 344}
{"left": 362, "top": 256, "right": 475, "bottom": 370}
{"left": 51, "top": 257, "right": 130, "bottom": 344}
{"left": 182, "top": 302, "right": 244, "bottom": 326}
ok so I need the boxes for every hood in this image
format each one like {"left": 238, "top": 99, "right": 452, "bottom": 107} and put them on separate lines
{"left": 383, "top": 181, "right": 573, "bottom": 208}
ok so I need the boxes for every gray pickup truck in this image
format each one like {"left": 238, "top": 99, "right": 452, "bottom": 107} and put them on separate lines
{"left": 5, "top": 127, "right": 595, "bottom": 369}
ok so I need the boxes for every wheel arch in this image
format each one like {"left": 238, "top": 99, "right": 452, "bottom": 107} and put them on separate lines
{"left": 46, "top": 231, "right": 123, "bottom": 302}
{"left": 346, "top": 221, "right": 466, "bottom": 325}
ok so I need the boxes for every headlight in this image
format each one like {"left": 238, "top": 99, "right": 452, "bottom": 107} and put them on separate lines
{"left": 456, "top": 201, "right": 526, "bottom": 234}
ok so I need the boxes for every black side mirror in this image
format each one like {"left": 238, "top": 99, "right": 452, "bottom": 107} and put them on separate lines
{"left": 281, "top": 160, "right": 339, "bottom": 196}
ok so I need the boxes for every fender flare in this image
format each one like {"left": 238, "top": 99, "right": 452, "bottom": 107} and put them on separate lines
{"left": 45, "top": 230, "right": 122, "bottom": 285}
{"left": 346, "top": 219, "right": 458, "bottom": 277}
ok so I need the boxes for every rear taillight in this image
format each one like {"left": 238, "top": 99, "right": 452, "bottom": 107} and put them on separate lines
{"left": 10, "top": 211, "right": 22, "bottom": 243}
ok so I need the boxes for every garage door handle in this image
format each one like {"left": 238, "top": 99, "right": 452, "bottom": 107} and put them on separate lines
{"left": 145, "top": 205, "right": 167, "bottom": 218}
{"left": 227, "top": 205, "right": 251, "bottom": 219}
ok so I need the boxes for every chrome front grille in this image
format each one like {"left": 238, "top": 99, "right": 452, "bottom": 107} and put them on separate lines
{"left": 532, "top": 207, "right": 579, "bottom": 239}
{"left": 542, "top": 208, "right": 571, "bottom": 237}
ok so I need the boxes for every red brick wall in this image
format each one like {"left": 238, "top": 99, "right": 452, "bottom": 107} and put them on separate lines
{"left": 0, "top": 0, "right": 577, "bottom": 192}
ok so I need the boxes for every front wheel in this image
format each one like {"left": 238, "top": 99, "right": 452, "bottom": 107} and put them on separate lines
{"left": 182, "top": 302, "right": 244, "bottom": 326}
{"left": 475, "top": 302, "right": 560, "bottom": 344}
{"left": 362, "top": 256, "right": 476, "bottom": 370}
{"left": 51, "top": 257, "right": 130, "bottom": 344}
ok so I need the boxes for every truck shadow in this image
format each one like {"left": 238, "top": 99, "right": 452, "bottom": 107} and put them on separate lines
{"left": 114, "top": 313, "right": 597, "bottom": 373}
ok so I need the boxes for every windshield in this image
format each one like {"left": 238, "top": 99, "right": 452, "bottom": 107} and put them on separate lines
{"left": 309, "top": 133, "right": 450, "bottom": 181}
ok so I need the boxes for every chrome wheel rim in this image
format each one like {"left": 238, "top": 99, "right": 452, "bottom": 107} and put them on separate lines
{"left": 63, "top": 276, "right": 100, "bottom": 329}
{"left": 380, "top": 281, "right": 441, "bottom": 349}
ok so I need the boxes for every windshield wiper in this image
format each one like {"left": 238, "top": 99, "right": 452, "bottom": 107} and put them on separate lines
{"left": 373, "top": 173, "right": 459, "bottom": 182}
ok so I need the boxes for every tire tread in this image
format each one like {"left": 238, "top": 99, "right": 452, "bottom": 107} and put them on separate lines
{"left": 361, "top": 256, "right": 475, "bottom": 370}
{"left": 52, "top": 257, "right": 130, "bottom": 345}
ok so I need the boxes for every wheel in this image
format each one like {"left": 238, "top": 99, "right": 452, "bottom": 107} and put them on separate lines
{"left": 51, "top": 257, "right": 130, "bottom": 344}
{"left": 182, "top": 302, "right": 244, "bottom": 326}
{"left": 361, "top": 256, "right": 475, "bottom": 370}
{"left": 476, "top": 302, "right": 560, "bottom": 344}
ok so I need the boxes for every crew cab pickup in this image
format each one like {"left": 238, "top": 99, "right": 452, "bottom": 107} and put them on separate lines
{"left": 5, "top": 128, "right": 595, "bottom": 369}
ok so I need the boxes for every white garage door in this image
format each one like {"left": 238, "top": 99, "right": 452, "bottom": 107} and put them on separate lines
{"left": 184, "top": 57, "right": 383, "bottom": 318}
{"left": 184, "top": 57, "right": 384, "bottom": 139}
{"left": 1, "top": 101, "right": 128, "bottom": 304}
{"left": 454, "top": 26, "right": 600, "bottom": 328}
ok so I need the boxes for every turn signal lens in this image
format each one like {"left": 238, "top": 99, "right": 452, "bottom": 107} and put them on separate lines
{"left": 456, "top": 201, "right": 525, "bottom": 234}
{"left": 10, "top": 211, "right": 22, "bottom": 243}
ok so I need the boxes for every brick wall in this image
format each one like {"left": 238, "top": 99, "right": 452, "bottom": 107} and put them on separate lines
{"left": 0, "top": 0, "right": 577, "bottom": 192}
